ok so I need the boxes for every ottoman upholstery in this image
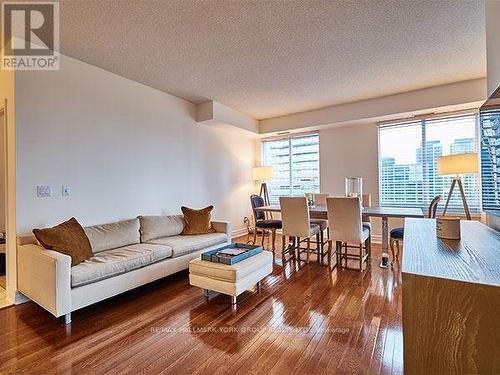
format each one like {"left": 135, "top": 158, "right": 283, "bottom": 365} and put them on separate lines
{"left": 189, "top": 251, "right": 273, "bottom": 297}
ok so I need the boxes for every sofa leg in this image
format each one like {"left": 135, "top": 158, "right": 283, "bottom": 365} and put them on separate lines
{"left": 231, "top": 295, "right": 237, "bottom": 311}
{"left": 64, "top": 313, "right": 72, "bottom": 325}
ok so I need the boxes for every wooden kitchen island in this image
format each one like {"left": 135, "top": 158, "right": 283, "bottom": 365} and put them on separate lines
{"left": 402, "top": 218, "right": 500, "bottom": 374}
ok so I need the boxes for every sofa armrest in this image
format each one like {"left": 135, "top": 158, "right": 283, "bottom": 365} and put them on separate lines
{"left": 18, "top": 244, "right": 72, "bottom": 317}
{"left": 212, "top": 220, "right": 232, "bottom": 237}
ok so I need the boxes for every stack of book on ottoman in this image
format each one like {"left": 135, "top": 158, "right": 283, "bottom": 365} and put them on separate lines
{"left": 201, "top": 243, "right": 262, "bottom": 265}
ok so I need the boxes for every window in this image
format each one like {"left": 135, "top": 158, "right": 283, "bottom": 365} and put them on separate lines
{"left": 262, "top": 134, "right": 320, "bottom": 204}
{"left": 480, "top": 108, "right": 500, "bottom": 210}
{"left": 379, "top": 113, "right": 480, "bottom": 213}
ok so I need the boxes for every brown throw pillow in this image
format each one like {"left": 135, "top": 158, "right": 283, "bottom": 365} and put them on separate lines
{"left": 33, "top": 217, "right": 93, "bottom": 266}
{"left": 181, "top": 206, "right": 216, "bottom": 235}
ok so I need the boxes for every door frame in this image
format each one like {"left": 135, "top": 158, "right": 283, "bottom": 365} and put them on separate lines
{"left": 0, "top": 98, "right": 16, "bottom": 305}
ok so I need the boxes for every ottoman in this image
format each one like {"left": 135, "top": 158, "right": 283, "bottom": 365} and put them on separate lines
{"left": 189, "top": 250, "right": 273, "bottom": 309}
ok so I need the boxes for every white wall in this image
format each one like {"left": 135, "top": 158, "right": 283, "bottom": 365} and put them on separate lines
{"left": 15, "top": 54, "right": 256, "bottom": 235}
{"left": 260, "top": 79, "right": 486, "bottom": 134}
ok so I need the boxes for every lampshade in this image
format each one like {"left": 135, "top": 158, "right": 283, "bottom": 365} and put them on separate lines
{"left": 437, "top": 153, "right": 478, "bottom": 176}
{"left": 252, "top": 166, "right": 273, "bottom": 181}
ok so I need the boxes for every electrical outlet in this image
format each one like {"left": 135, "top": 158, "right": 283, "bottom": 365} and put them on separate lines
{"left": 37, "top": 185, "right": 51, "bottom": 198}
{"left": 62, "top": 185, "right": 71, "bottom": 197}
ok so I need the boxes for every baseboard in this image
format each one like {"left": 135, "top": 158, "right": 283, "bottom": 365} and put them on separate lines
{"left": 232, "top": 227, "right": 248, "bottom": 239}
{"left": 371, "top": 235, "right": 382, "bottom": 244}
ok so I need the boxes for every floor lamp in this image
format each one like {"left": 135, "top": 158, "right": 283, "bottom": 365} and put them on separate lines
{"left": 252, "top": 166, "right": 273, "bottom": 218}
{"left": 437, "top": 153, "right": 478, "bottom": 220}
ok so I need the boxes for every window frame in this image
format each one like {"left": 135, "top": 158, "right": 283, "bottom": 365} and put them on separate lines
{"left": 261, "top": 132, "right": 320, "bottom": 204}
{"left": 480, "top": 108, "right": 500, "bottom": 211}
{"left": 377, "top": 111, "right": 481, "bottom": 213}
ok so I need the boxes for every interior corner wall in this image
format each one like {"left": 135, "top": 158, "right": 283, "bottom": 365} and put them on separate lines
{"left": 14, "top": 53, "right": 255, "bottom": 236}
{"left": 486, "top": 0, "right": 500, "bottom": 95}
{"left": 319, "top": 123, "right": 404, "bottom": 238}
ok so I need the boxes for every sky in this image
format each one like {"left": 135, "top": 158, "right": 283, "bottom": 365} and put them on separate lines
{"left": 379, "top": 118, "right": 477, "bottom": 164}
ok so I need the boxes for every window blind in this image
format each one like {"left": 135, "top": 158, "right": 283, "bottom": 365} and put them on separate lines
{"left": 379, "top": 113, "right": 480, "bottom": 213}
{"left": 480, "top": 108, "right": 500, "bottom": 210}
{"left": 262, "top": 134, "right": 320, "bottom": 204}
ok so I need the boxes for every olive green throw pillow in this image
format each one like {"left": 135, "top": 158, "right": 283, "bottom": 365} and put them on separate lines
{"left": 181, "top": 206, "right": 216, "bottom": 235}
{"left": 33, "top": 217, "right": 93, "bottom": 266}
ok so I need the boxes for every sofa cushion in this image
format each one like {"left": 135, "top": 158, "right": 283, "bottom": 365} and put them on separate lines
{"left": 84, "top": 218, "right": 140, "bottom": 253}
{"left": 148, "top": 233, "right": 228, "bottom": 258}
{"left": 71, "top": 243, "right": 172, "bottom": 287}
{"left": 138, "top": 215, "right": 185, "bottom": 242}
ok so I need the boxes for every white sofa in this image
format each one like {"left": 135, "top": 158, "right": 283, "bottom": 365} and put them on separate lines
{"left": 17, "top": 215, "right": 231, "bottom": 323}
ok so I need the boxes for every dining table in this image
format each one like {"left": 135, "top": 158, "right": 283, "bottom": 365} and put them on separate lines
{"left": 255, "top": 205, "right": 424, "bottom": 268}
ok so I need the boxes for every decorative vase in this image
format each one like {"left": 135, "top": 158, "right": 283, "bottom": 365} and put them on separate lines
{"left": 345, "top": 177, "right": 363, "bottom": 198}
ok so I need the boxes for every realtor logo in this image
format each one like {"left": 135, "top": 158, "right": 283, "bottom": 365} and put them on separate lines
{"left": 1, "top": 1, "right": 59, "bottom": 70}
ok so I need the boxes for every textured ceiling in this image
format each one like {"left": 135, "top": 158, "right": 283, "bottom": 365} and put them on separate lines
{"left": 58, "top": 0, "right": 486, "bottom": 119}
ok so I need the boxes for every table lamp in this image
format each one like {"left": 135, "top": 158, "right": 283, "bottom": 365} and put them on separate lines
{"left": 252, "top": 166, "right": 273, "bottom": 206}
{"left": 437, "top": 153, "right": 478, "bottom": 220}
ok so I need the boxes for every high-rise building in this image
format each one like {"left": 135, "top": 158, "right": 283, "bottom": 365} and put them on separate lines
{"left": 450, "top": 138, "right": 475, "bottom": 154}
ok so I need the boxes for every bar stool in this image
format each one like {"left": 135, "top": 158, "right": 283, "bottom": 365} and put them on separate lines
{"left": 280, "top": 197, "right": 320, "bottom": 264}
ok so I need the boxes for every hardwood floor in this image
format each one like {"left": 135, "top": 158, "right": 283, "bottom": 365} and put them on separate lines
{"left": 0, "top": 234, "right": 404, "bottom": 374}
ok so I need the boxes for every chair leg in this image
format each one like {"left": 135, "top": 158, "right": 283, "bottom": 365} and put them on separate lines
{"left": 390, "top": 238, "right": 395, "bottom": 267}
{"left": 271, "top": 229, "right": 276, "bottom": 253}
{"left": 395, "top": 239, "right": 401, "bottom": 263}
{"left": 327, "top": 240, "right": 332, "bottom": 269}
{"left": 292, "top": 237, "right": 300, "bottom": 266}
{"left": 316, "top": 232, "right": 321, "bottom": 264}
{"left": 282, "top": 235, "right": 288, "bottom": 262}
{"left": 335, "top": 241, "right": 342, "bottom": 267}
{"left": 359, "top": 243, "right": 363, "bottom": 272}
{"left": 253, "top": 228, "right": 257, "bottom": 245}
{"left": 306, "top": 238, "right": 311, "bottom": 264}
{"left": 345, "top": 242, "right": 349, "bottom": 268}
{"left": 320, "top": 230, "right": 325, "bottom": 263}
{"left": 261, "top": 229, "right": 265, "bottom": 248}
{"left": 368, "top": 236, "right": 372, "bottom": 259}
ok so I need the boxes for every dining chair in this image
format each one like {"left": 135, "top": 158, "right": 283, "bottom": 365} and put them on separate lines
{"left": 389, "top": 195, "right": 441, "bottom": 266}
{"left": 250, "top": 194, "right": 282, "bottom": 254}
{"left": 362, "top": 193, "right": 372, "bottom": 231}
{"left": 326, "top": 197, "right": 371, "bottom": 271}
{"left": 306, "top": 193, "right": 330, "bottom": 263}
{"left": 280, "top": 197, "right": 320, "bottom": 264}
{"left": 313, "top": 193, "right": 329, "bottom": 206}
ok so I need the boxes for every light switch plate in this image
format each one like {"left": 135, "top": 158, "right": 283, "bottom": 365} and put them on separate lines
{"left": 62, "top": 185, "right": 71, "bottom": 197}
{"left": 37, "top": 185, "right": 51, "bottom": 198}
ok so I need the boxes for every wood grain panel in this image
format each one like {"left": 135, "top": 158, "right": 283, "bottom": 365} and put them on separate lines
{"left": 403, "top": 218, "right": 500, "bottom": 285}
{"left": 402, "top": 219, "right": 500, "bottom": 374}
